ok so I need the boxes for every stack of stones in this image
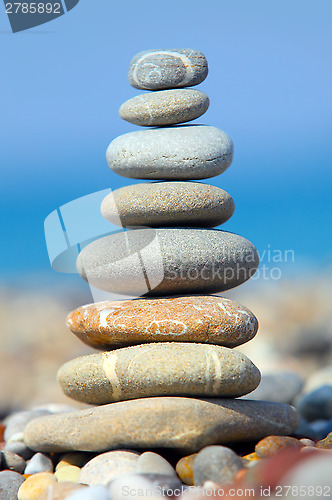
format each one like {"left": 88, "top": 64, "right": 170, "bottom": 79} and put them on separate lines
{"left": 24, "top": 49, "right": 299, "bottom": 461}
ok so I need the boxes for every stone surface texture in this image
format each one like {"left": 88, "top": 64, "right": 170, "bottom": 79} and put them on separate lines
{"left": 119, "top": 89, "right": 209, "bottom": 126}
{"left": 101, "top": 182, "right": 235, "bottom": 228}
{"left": 24, "top": 397, "right": 300, "bottom": 454}
{"left": 67, "top": 296, "right": 258, "bottom": 350}
{"left": 57, "top": 343, "right": 261, "bottom": 404}
{"left": 106, "top": 126, "right": 233, "bottom": 180}
{"left": 128, "top": 48, "right": 208, "bottom": 90}
{"left": 76, "top": 228, "right": 259, "bottom": 296}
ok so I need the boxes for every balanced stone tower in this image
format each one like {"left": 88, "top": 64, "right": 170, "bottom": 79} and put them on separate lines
{"left": 25, "top": 49, "right": 299, "bottom": 456}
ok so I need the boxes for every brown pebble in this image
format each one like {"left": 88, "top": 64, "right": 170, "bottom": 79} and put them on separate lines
{"left": 255, "top": 435, "right": 304, "bottom": 458}
{"left": 316, "top": 432, "right": 332, "bottom": 449}
{"left": 67, "top": 296, "right": 258, "bottom": 350}
{"left": 176, "top": 453, "right": 197, "bottom": 485}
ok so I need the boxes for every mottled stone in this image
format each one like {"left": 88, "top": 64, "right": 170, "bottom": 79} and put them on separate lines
{"left": 79, "top": 451, "right": 140, "bottom": 486}
{"left": 106, "top": 126, "right": 233, "bottom": 180}
{"left": 0, "top": 450, "right": 26, "bottom": 473}
{"left": 136, "top": 452, "right": 176, "bottom": 476}
{"left": 242, "top": 371, "right": 304, "bottom": 404}
{"left": 120, "top": 89, "right": 209, "bottom": 126}
{"left": 176, "top": 454, "right": 197, "bottom": 485}
{"left": 57, "top": 343, "right": 261, "bottom": 404}
{"left": 0, "top": 470, "right": 25, "bottom": 500}
{"left": 101, "top": 182, "right": 234, "bottom": 228}
{"left": 17, "top": 472, "right": 57, "bottom": 500}
{"left": 24, "top": 453, "right": 53, "bottom": 474}
{"left": 76, "top": 228, "right": 259, "bottom": 296}
{"left": 128, "top": 48, "right": 208, "bottom": 90}
{"left": 316, "top": 432, "right": 332, "bottom": 449}
{"left": 24, "top": 398, "right": 299, "bottom": 454}
{"left": 67, "top": 296, "right": 258, "bottom": 350}
{"left": 255, "top": 436, "right": 304, "bottom": 458}
{"left": 296, "top": 385, "right": 332, "bottom": 422}
{"left": 193, "top": 446, "right": 243, "bottom": 486}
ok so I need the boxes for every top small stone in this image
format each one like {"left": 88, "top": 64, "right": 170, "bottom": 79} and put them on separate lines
{"left": 128, "top": 48, "right": 208, "bottom": 90}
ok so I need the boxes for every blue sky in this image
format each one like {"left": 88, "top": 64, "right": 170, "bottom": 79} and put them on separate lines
{"left": 1, "top": 0, "right": 332, "bottom": 284}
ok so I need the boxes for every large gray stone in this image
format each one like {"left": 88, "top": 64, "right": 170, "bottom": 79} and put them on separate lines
{"left": 66, "top": 296, "right": 259, "bottom": 350}
{"left": 57, "top": 343, "right": 261, "bottom": 404}
{"left": 24, "top": 398, "right": 300, "bottom": 454}
{"left": 119, "top": 89, "right": 209, "bottom": 126}
{"left": 106, "top": 126, "right": 233, "bottom": 180}
{"left": 101, "top": 182, "right": 234, "bottom": 228}
{"left": 76, "top": 228, "right": 259, "bottom": 296}
{"left": 128, "top": 48, "right": 208, "bottom": 90}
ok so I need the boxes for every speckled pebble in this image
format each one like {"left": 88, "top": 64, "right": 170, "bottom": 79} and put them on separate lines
{"left": 76, "top": 228, "right": 259, "bottom": 296}
{"left": 24, "top": 452, "right": 53, "bottom": 474}
{"left": 57, "top": 343, "right": 261, "bottom": 405}
{"left": 119, "top": 89, "right": 209, "bottom": 126}
{"left": 316, "top": 432, "right": 332, "bottom": 449}
{"left": 106, "top": 126, "right": 233, "bottom": 180}
{"left": 0, "top": 470, "right": 25, "bottom": 500}
{"left": 78, "top": 451, "right": 140, "bottom": 486}
{"left": 176, "top": 454, "right": 197, "bottom": 485}
{"left": 255, "top": 435, "right": 304, "bottom": 458}
{"left": 4, "top": 441, "right": 34, "bottom": 460}
{"left": 193, "top": 445, "right": 244, "bottom": 486}
{"left": 67, "top": 296, "right": 258, "bottom": 351}
{"left": 54, "top": 465, "right": 81, "bottom": 483}
{"left": 0, "top": 450, "right": 26, "bottom": 473}
{"left": 101, "top": 182, "right": 234, "bottom": 228}
{"left": 17, "top": 472, "right": 57, "bottom": 500}
{"left": 108, "top": 473, "right": 183, "bottom": 499}
{"left": 296, "top": 385, "right": 332, "bottom": 422}
{"left": 136, "top": 452, "right": 176, "bottom": 476}
{"left": 24, "top": 398, "right": 300, "bottom": 454}
{"left": 128, "top": 48, "right": 208, "bottom": 90}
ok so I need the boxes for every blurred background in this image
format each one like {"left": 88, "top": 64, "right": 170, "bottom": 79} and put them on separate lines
{"left": 1, "top": 0, "right": 332, "bottom": 414}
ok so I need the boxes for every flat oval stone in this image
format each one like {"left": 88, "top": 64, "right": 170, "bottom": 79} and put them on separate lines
{"left": 119, "top": 89, "right": 209, "bottom": 127}
{"left": 24, "top": 398, "right": 300, "bottom": 454}
{"left": 76, "top": 228, "right": 259, "bottom": 296}
{"left": 106, "top": 126, "right": 233, "bottom": 180}
{"left": 101, "top": 182, "right": 235, "bottom": 228}
{"left": 66, "top": 296, "right": 258, "bottom": 350}
{"left": 128, "top": 48, "right": 208, "bottom": 90}
{"left": 57, "top": 343, "right": 261, "bottom": 405}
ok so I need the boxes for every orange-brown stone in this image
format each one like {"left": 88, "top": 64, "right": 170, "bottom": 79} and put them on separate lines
{"left": 67, "top": 296, "right": 258, "bottom": 350}
{"left": 255, "top": 436, "right": 304, "bottom": 458}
